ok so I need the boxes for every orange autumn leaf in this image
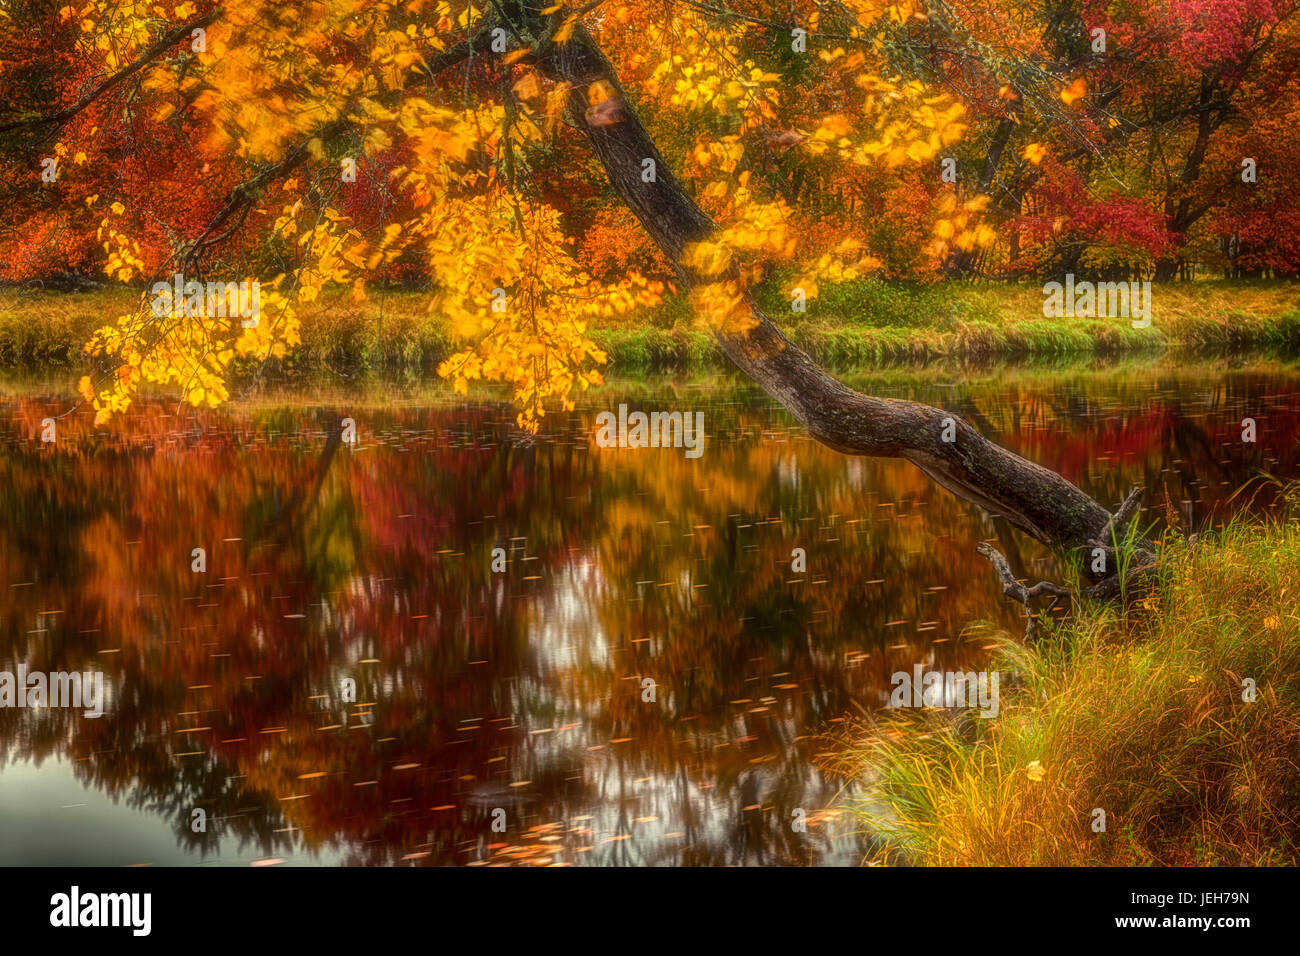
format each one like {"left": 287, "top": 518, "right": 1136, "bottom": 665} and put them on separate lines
{"left": 1060, "top": 78, "right": 1087, "bottom": 106}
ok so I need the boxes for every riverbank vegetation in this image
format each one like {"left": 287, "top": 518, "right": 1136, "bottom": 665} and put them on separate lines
{"left": 829, "top": 509, "right": 1300, "bottom": 866}
{"left": 3, "top": 278, "right": 1298, "bottom": 373}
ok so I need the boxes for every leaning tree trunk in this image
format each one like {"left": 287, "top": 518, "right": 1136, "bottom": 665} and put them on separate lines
{"left": 539, "top": 26, "right": 1136, "bottom": 573}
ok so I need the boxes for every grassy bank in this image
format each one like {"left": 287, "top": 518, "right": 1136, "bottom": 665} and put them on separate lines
{"left": 2, "top": 278, "right": 1298, "bottom": 372}
{"left": 830, "top": 513, "right": 1300, "bottom": 866}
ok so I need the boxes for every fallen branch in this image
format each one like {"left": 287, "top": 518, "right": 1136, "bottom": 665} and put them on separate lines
{"left": 1092, "top": 485, "right": 1146, "bottom": 550}
{"left": 978, "top": 485, "right": 1165, "bottom": 639}
{"left": 976, "top": 542, "right": 1070, "bottom": 642}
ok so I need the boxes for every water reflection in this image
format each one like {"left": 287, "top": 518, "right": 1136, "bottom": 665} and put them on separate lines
{"left": 1, "top": 359, "right": 1298, "bottom": 865}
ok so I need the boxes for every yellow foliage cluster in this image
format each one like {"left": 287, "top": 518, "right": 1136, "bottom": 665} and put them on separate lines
{"left": 637, "top": 13, "right": 782, "bottom": 126}
{"left": 835, "top": 0, "right": 921, "bottom": 33}
{"left": 1023, "top": 142, "right": 1048, "bottom": 164}
{"left": 57, "top": 0, "right": 162, "bottom": 70}
{"left": 80, "top": 281, "right": 301, "bottom": 424}
{"left": 81, "top": 205, "right": 309, "bottom": 424}
{"left": 432, "top": 199, "right": 664, "bottom": 432}
{"left": 98, "top": 215, "right": 146, "bottom": 284}
{"left": 383, "top": 93, "right": 667, "bottom": 431}
{"left": 159, "top": 1, "right": 468, "bottom": 162}
{"left": 394, "top": 97, "right": 541, "bottom": 199}
{"left": 79, "top": 3, "right": 487, "bottom": 426}
{"left": 929, "top": 192, "right": 995, "bottom": 257}
{"left": 842, "top": 77, "right": 969, "bottom": 167}
{"left": 69, "top": 0, "right": 995, "bottom": 431}
{"left": 683, "top": 172, "right": 878, "bottom": 333}
{"left": 679, "top": 68, "right": 981, "bottom": 330}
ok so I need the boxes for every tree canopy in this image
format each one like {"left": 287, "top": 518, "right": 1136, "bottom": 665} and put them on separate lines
{"left": 3, "top": 0, "right": 1295, "bottom": 427}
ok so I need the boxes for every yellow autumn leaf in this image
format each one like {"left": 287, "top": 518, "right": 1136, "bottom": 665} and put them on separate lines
{"left": 588, "top": 79, "right": 615, "bottom": 105}
{"left": 554, "top": 15, "right": 577, "bottom": 44}
{"left": 1060, "top": 78, "right": 1087, "bottom": 106}
{"left": 512, "top": 72, "right": 541, "bottom": 100}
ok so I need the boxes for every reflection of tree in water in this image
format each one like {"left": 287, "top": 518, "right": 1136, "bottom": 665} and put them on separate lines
{"left": 1, "top": 367, "right": 1298, "bottom": 864}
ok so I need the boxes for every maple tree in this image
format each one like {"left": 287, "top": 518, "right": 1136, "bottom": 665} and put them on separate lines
{"left": 860, "top": 0, "right": 1300, "bottom": 277}
{"left": 0, "top": 1, "right": 987, "bottom": 420}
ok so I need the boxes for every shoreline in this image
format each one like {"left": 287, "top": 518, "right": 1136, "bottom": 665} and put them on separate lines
{"left": 3, "top": 282, "right": 1297, "bottom": 373}
{"left": 827, "top": 518, "right": 1300, "bottom": 866}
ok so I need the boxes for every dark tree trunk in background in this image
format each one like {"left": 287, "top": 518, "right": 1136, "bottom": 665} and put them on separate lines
{"left": 1153, "top": 77, "right": 1231, "bottom": 283}
{"left": 539, "top": 26, "right": 1125, "bottom": 561}
{"left": 948, "top": 115, "right": 1017, "bottom": 277}
{"left": 1154, "top": 257, "right": 1180, "bottom": 282}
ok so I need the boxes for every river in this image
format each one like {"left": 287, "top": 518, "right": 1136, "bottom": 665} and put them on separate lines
{"left": 1, "top": 354, "right": 1297, "bottom": 865}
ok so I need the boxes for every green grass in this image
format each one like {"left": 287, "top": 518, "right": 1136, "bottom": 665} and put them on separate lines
{"left": 829, "top": 507, "right": 1300, "bottom": 866}
{"left": 2, "top": 277, "right": 1298, "bottom": 373}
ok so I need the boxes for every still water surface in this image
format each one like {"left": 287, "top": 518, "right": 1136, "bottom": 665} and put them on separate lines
{"left": 2, "top": 357, "right": 1298, "bottom": 865}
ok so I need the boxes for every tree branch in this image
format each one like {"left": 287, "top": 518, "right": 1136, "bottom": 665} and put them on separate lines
{"left": 976, "top": 542, "right": 1070, "bottom": 641}
{"left": 537, "top": 24, "right": 1122, "bottom": 557}
{"left": 1092, "top": 486, "right": 1144, "bottom": 547}
{"left": 0, "top": 9, "right": 222, "bottom": 136}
